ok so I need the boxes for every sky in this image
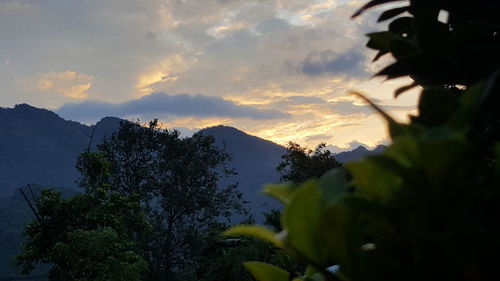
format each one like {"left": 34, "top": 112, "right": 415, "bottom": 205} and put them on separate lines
{"left": 0, "top": 0, "right": 419, "bottom": 151}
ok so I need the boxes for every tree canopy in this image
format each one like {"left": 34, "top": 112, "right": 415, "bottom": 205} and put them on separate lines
{"left": 16, "top": 187, "right": 150, "bottom": 281}
{"left": 277, "top": 143, "right": 343, "bottom": 183}
{"left": 18, "top": 120, "right": 248, "bottom": 281}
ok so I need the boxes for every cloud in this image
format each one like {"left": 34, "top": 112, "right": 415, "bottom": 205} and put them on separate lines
{"left": 301, "top": 49, "right": 368, "bottom": 76}
{"left": 0, "top": 0, "right": 416, "bottom": 149}
{"left": 328, "top": 100, "right": 372, "bottom": 115}
{"left": 305, "top": 133, "right": 332, "bottom": 143}
{"left": 27, "top": 71, "right": 94, "bottom": 99}
{"left": 136, "top": 55, "right": 190, "bottom": 97}
{"left": 327, "top": 100, "right": 416, "bottom": 116}
{"left": 286, "top": 95, "right": 326, "bottom": 104}
{"left": 56, "top": 92, "right": 289, "bottom": 121}
{"left": 0, "top": 1, "right": 39, "bottom": 14}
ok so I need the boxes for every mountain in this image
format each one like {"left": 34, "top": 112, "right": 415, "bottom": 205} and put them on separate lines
{"left": 0, "top": 103, "right": 384, "bottom": 203}
{"left": 0, "top": 104, "right": 121, "bottom": 197}
{"left": 335, "top": 145, "right": 386, "bottom": 163}
{"left": 198, "top": 126, "right": 286, "bottom": 220}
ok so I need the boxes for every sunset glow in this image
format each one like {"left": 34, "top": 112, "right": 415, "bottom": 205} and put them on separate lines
{"left": 0, "top": 0, "right": 418, "bottom": 149}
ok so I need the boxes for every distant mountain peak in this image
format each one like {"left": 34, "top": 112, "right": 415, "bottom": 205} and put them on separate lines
{"left": 352, "top": 145, "right": 369, "bottom": 152}
{"left": 95, "top": 116, "right": 123, "bottom": 126}
{"left": 334, "top": 145, "right": 385, "bottom": 163}
{"left": 199, "top": 125, "right": 246, "bottom": 135}
{"left": 0, "top": 103, "right": 63, "bottom": 123}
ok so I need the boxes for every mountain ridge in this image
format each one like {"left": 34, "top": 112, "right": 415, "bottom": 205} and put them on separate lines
{"left": 0, "top": 104, "right": 383, "bottom": 200}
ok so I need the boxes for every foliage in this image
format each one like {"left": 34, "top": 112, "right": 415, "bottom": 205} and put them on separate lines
{"left": 77, "top": 120, "right": 247, "bottom": 280}
{"left": 16, "top": 186, "right": 150, "bottom": 281}
{"left": 195, "top": 216, "right": 301, "bottom": 281}
{"left": 359, "top": 0, "right": 500, "bottom": 157}
{"left": 0, "top": 185, "right": 76, "bottom": 279}
{"left": 357, "top": 0, "right": 500, "bottom": 89}
{"left": 225, "top": 1, "right": 500, "bottom": 281}
{"left": 277, "top": 143, "right": 343, "bottom": 183}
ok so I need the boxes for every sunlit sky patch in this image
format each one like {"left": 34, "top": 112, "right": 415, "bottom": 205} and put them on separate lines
{"left": 0, "top": 0, "right": 418, "bottom": 150}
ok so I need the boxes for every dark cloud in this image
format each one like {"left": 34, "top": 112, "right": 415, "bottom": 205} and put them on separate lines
{"left": 301, "top": 49, "right": 367, "bottom": 77}
{"left": 56, "top": 92, "right": 289, "bottom": 121}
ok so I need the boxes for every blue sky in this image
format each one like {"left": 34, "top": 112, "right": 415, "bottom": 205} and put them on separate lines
{"left": 0, "top": 0, "right": 418, "bottom": 149}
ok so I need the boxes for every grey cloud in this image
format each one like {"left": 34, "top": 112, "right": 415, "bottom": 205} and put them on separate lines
{"left": 301, "top": 49, "right": 368, "bottom": 77}
{"left": 328, "top": 101, "right": 371, "bottom": 115}
{"left": 56, "top": 92, "right": 289, "bottom": 121}
{"left": 267, "top": 95, "right": 326, "bottom": 110}
{"left": 256, "top": 18, "right": 290, "bottom": 35}
{"left": 286, "top": 95, "right": 326, "bottom": 104}
{"left": 305, "top": 134, "right": 332, "bottom": 142}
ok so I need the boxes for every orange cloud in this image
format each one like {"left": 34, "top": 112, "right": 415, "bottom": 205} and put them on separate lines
{"left": 28, "top": 71, "right": 94, "bottom": 100}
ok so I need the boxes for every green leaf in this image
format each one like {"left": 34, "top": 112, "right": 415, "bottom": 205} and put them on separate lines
{"left": 223, "top": 225, "right": 284, "bottom": 248}
{"left": 418, "top": 138, "right": 470, "bottom": 190}
{"left": 448, "top": 72, "right": 499, "bottom": 129}
{"left": 416, "top": 21, "right": 451, "bottom": 54}
{"left": 366, "top": 31, "right": 399, "bottom": 52}
{"left": 394, "top": 82, "right": 418, "bottom": 97}
{"left": 388, "top": 17, "right": 413, "bottom": 34}
{"left": 320, "top": 204, "right": 356, "bottom": 271}
{"left": 384, "top": 136, "right": 419, "bottom": 168}
{"left": 377, "top": 6, "right": 409, "bottom": 22}
{"left": 244, "top": 261, "right": 289, "bottom": 281}
{"left": 376, "top": 56, "right": 418, "bottom": 79}
{"left": 262, "top": 183, "right": 296, "bottom": 204}
{"left": 318, "top": 169, "right": 348, "bottom": 205}
{"left": 390, "top": 39, "right": 420, "bottom": 60}
{"left": 346, "top": 157, "right": 402, "bottom": 203}
{"left": 283, "top": 181, "right": 326, "bottom": 264}
{"left": 417, "top": 88, "right": 460, "bottom": 126}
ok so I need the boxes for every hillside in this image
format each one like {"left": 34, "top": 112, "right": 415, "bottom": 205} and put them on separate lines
{"left": 0, "top": 104, "right": 122, "bottom": 197}
{"left": 198, "top": 126, "right": 286, "bottom": 220}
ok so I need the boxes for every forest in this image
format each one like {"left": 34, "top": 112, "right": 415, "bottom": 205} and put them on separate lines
{"left": 3, "top": 0, "right": 500, "bottom": 280}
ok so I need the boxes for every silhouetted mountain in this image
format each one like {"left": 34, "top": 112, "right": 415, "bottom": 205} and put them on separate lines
{"left": 335, "top": 145, "right": 386, "bottom": 163}
{"left": 198, "top": 126, "right": 286, "bottom": 220}
{"left": 0, "top": 104, "right": 121, "bottom": 197}
{"left": 0, "top": 104, "right": 383, "bottom": 208}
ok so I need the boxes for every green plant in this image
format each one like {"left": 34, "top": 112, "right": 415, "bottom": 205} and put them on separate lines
{"left": 224, "top": 1, "right": 500, "bottom": 281}
{"left": 16, "top": 186, "right": 150, "bottom": 281}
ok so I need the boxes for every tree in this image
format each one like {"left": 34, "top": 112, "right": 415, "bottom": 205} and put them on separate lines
{"left": 78, "top": 120, "right": 247, "bottom": 280}
{"left": 16, "top": 186, "right": 150, "bottom": 281}
{"left": 277, "top": 142, "right": 343, "bottom": 183}
{"left": 225, "top": 1, "right": 500, "bottom": 281}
